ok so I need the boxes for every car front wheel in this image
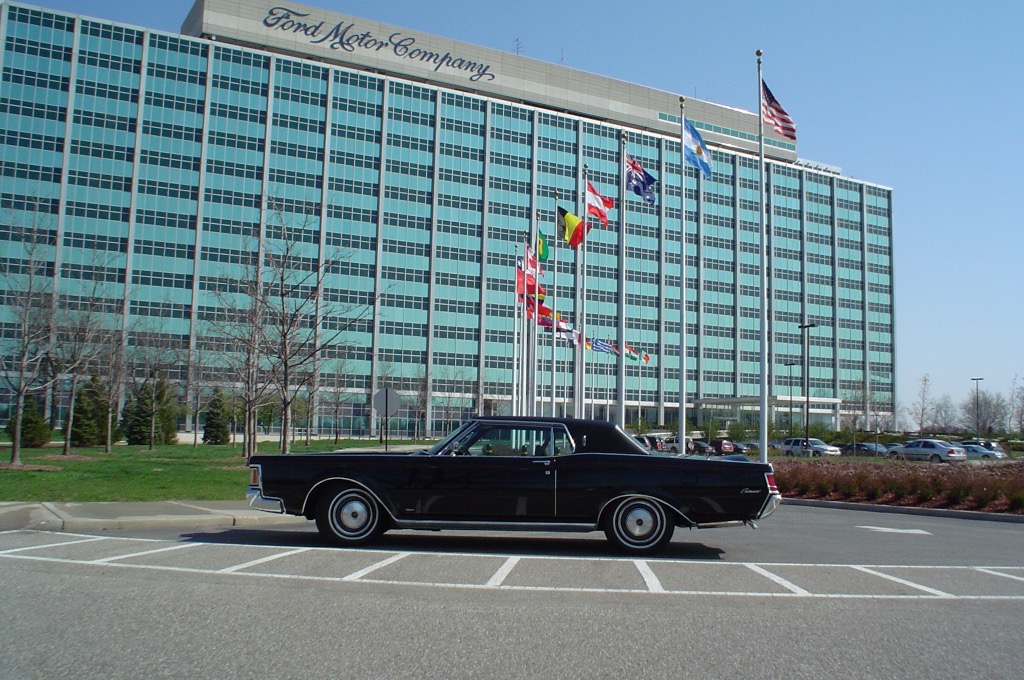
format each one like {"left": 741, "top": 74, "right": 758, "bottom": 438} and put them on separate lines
{"left": 316, "top": 486, "right": 386, "bottom": 546}
{"left": 604, "top": 497, "right": 674, "bottom": 554}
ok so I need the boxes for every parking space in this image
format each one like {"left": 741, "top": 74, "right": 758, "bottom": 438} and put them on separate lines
{"left": 2, "top": 529, "right": 1023, "bottom": 600}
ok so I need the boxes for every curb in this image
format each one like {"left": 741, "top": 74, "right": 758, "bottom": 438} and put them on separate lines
{"left": 783, "top": 497, "right": 1024, "bottom": 523}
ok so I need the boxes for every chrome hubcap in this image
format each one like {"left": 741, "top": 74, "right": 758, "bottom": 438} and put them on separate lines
{"left": 624, "top": 506, "right": 655, "bottom": 539}
{"left": 339, "top": 498, "right": 369, "bottom": 531}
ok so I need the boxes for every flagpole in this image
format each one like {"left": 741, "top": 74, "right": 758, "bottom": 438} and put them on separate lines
{"left": 520, "top": 241, "right": 530, "bottom": 416}
{"left": 678, "top": 98, "right": 689, "bottom": 448}
{"left": 578, "top": 165, "right": 589, "bottom": 419}
{"left": 617, "top": 132, "right": 628, "bottom": 428}
{"left": 550, "top": 191, "right": 559, "bottom": 417}
{"left": 756, "top": 50, "right": 770, "bottom": 465}
{"left": 531, "top": 213, "right": 540, "bottom": 417}
{"left": 511, "top": 237, "right": 520, "bottom": 416}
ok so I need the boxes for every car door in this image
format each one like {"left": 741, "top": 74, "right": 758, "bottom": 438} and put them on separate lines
{"left": 409, "top": 423, "right": 557, "bottom": 520}
{"left": 903, "top": 441, "right": 922, "bottom": 460}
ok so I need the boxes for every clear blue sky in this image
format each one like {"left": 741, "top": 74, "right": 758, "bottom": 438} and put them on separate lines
{"left": 31, "top": 0, "right": 1024, "bottom": 418}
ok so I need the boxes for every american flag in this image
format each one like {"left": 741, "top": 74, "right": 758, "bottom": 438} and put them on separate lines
{"left": 761, "top": 80, "right": 796, "bottom": 141}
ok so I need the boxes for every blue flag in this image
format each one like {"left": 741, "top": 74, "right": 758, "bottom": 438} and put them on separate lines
{"left": 683, "top": 119, "right": 712, "bottom": 180}
{"left": 624, "top": 153, "right": 657, "bottom": 204}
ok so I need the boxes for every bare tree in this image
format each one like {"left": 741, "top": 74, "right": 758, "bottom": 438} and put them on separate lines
{"left": 49, "top": 269, "right": 120, "bottom": 456}
{"left": 0, "top": 204, "right": 58, "bottom": 464}
{"left": 959, "top": 389, "right": 1009, "bottom": 436}
{"left": 1009, "top": 375, "right": 1024, "bottom": 435}
{"left": 908, "top": 374, "right": 932, "bottom": 435}
{"left": 930, "top": 394, "right": 957, "bottom": 434}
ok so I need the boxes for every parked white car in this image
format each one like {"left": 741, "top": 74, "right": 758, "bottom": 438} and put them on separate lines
{"left": 891, "top": 439, "right": 966, "bottom": 463}
{"left": 780, "top": 437, "right": 841, "bottom": 457}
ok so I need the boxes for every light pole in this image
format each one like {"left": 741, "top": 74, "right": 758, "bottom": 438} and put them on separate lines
{"left": 971, "top": 377, "right": 983, "bottom": 437}
{"left": 784, "top": 361, "right": 799, "bottom": 437}
{"left": 799, "top": 323, "right": 817, "bottom": 453}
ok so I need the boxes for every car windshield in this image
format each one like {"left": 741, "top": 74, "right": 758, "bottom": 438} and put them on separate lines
{"left": 808, "top": 439, "right": 826, "bottom": 446}
{"left": 934, "top": 440, "right": 954, "bottom": 448}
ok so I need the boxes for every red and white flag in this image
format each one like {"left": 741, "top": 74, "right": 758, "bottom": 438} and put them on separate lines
{"left": 585, "top": 181, "right": 614, "bottom": 228}
{"left": 761, "top": 80, "right": 796, "bottom": 141}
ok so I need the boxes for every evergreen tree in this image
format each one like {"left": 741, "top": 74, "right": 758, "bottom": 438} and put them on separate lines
{"left": 5, "top": 397, "right": 52, "bottom": 448}
{"left": 121, "top": 378, "right": 179, "bottom": 446}
{"left": 69, "top": 377, "right": 103, "bottom": 447}
{"left": 203, "top": 388, "right": 231, "bottom": 445}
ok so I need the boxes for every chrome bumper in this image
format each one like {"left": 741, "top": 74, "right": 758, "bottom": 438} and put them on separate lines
{"left": 246, "top": 488, "right": 284, "bottom": 514}
{"left": 757, "top": 492, "right": 782, "bottom": 519}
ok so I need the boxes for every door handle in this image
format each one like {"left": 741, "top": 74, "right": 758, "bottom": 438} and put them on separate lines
{"left": 532, "top": 460, "right": 551, "bottom": 466}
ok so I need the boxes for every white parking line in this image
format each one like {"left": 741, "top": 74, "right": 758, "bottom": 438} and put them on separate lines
{"left": 0, "top": 536, "right": 108, "bottom": 554}
{"left": 634, "top": 560, "right": 665, "bottom": 593}
{"left": 91, "top": 543, "right": 199, "bottom": 564}
{"left": 218, "top": 547, "right": 311, "bottom": 573}
{"left": 744, "top": 563, "right": 811, "bottom": 595}
{"left": 486, "top": 556, "right": 520, "bottom": 587}
{"left": 342, "top": 552, "right": 410, "bottom": 581}
{"left": 974, "top": 567, "right": 1024, "bottom": 582}
{"left": 851, "top": 566, "right": 953, "bottom": 597}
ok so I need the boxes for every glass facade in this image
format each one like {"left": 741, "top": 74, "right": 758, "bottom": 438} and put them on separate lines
{"left": 0, "top": 3, "right": 894, "bottom": 434}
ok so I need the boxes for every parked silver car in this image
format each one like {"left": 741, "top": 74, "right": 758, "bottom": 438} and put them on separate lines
{"left": 891, "top": 439, "right": 966, "bottom": 463}
{"left": 780, "top": 437, "right": 841, "bottom": 457}
{"left": 960, "top": 444, "right": 1006, "bottom": 460}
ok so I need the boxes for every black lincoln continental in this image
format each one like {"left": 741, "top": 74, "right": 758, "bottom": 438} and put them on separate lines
{"left": 247, "top": 416, "right": 781, "bottom": 554}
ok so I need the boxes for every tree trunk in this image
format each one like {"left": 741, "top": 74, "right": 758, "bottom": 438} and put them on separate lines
{"left": 62, "top": 377, "right": 79, "bottom": 456}
{"left": 9, "top": 393, "right": 24, "bottom": 466}
{"left": 105, "top": 406, "right": 114, "bottom": 453}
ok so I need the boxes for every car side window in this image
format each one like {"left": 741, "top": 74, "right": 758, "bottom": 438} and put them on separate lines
{"left": 468, "top": 426, "right": 552, "bottom": 457}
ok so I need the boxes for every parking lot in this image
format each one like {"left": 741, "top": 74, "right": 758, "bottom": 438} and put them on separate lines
{"left": 3, "top": 523, "right": 1023, "bottom": 600}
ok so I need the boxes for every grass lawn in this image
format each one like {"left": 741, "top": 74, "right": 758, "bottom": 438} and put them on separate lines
{"left": 0, "top": 438, "right": 421, "bottom": 502}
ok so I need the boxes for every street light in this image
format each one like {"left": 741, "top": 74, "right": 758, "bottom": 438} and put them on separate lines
{"left": 799, "top": 322, "right": 818, "bottom": 453}
{"left": 784, "top": 361, "right": 799, "bottom": 437}
{"left": 971, "top": 377, "right": 983, "bottom": 437}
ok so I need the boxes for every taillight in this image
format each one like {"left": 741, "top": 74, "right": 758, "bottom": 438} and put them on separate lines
{"left": 765, "top": 472, "right": 778, "bottom": 493}
{"left": 249, "top": 465, "right": 261, "bottom": 486}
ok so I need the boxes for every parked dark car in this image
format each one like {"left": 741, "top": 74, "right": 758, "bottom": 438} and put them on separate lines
{"left": 691, "top": 439, "right": 715, "bottom": 455}
{"left": 248, "top": 416, "right": 781, "bottom": 554}
{"left": 710, "top": 438, "right": 736, "bottom": 455}
{"left": 840, "top": 442, "right": 888, "bottom": 456}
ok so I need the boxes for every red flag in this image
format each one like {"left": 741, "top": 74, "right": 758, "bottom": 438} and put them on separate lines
{"left": 585, "top": 181, "right": 614, "bottom": 227}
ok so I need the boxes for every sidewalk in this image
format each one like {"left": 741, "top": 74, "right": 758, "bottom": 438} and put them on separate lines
{"left": 2, "top": 497, "right": 1021, "bottom": 534}
{"left": 0, "top": 500, "right": 308, "bottom": 532}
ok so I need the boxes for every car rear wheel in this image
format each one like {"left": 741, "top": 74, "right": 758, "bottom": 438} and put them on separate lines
{"left": 316, "top": 486, "right": 385, "bottom": 546}
{"left": 929, "top": 454, "right": 941, "bottom": 463}
{"left": 604, "top": 497, "right": 674, "bottom": 554}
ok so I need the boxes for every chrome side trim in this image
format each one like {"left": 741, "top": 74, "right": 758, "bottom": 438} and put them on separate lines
{"left": 246, "top": 488, "right": 284, "bottom": 514}
{"left": 694, "top": 520, "right": 746, "bottom": 529}
{"left": 391, "top": 519, "right": 596, "bottom": 533}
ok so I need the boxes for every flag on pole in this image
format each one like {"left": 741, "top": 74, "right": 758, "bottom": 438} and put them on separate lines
{"left": 624, "top": 153, "right": 657, "bottom": 204}
{"left": 516, "top": 256, "right": 546, "bottom": 298}
{"left": 624, "top": 344, "right": 651, "bottom": 363}
{"left": 683, "top": 120, "right": 713, "bottom": 180}
{"left": 585, "top": 181, "right": 614, "bottom": 227}
{"left": 761, "top": 80, "right": 797, "bottom": 141}
{"left": 591, "top": 338, "right": 619, "bottom": 354}
{"left": 557, "top": 207, "right": 587, "bottom": 249}
{"left": 536, "top": 230, "right": 549, "bottom": 261}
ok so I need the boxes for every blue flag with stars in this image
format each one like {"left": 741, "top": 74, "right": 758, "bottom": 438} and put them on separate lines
{"left": 624, "top": 153, "right": 657, "bottom": 204}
